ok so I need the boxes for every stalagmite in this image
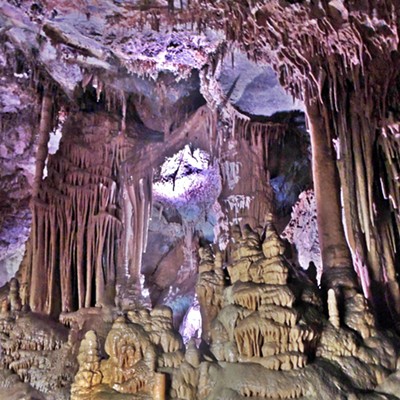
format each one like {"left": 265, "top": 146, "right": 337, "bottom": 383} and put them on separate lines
{"left": 1, "top": 299, "right": 9, "bottom": 315}
{"left": 153, "top": 373, "right": 166, "bottom": 400}
{"left": 8, "top": 278, "right": 22, "bottom": 312}
{"left": 196, "top": 246, "right": 225, "bottom": 342}
{"left": 71, "top": 330, "right": 103, "bottom": 399}
{"left": 327, "top": 288, "right": 340, "bottom": 329}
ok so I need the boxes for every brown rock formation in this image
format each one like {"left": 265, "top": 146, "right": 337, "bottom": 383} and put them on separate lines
{"left": 196, "top": 246, "right": 225, "bottom": 342}
{"left": 71, "top": 330, "right": 103, "bottom": 399}
{"left": 207, "top": 220, "right": 318, "bottom": 372}
{"left": 1, "top": 1, "right": 400, "bottom": 399}
{"left": 26, "top": 112, "right": 126, "bottom": 314}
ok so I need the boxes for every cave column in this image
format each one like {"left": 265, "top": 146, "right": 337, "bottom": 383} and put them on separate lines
{"left": 306, "top": 98, "right": 358, "bottom": 292}
{"left": 29, "top": 89, "right": 54, "bottom": 312}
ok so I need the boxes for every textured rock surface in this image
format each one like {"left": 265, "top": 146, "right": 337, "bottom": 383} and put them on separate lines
{"left": 0, "top": 225, "right": 398, "bottom": 399}
{"left": 282, "top": 189, "right": 322, "bottom": 283}
{"left": 218, "top": 50, "right": 304, "bottom": 117}
{"left": 0, "top": 39, "right": 37, "bottom": 287}
{"left": 208, "top": 221, "right": 319, "bottom": 372}
{"left": 1, "top": 0, "right": 400, "bottom": 399}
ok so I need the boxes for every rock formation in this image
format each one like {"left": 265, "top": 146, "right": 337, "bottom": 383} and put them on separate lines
{"left": 282, "top": 189, "right": 322, "bottom": 284}
{"left": 25, "top": 112, "right": 126, "bottom": 315}
{"left": 196, "top": 246, "right": 225, "bottom": 342}
{"left": 208, "top": 220, "right": 319, "bottom": 373}
{"left": 1, "top": 0, "right": 400, "bottom": 399}
{"left": 71, "top": 330, "right": 102, "bottom": 399}
{"left": 101, "top": 315, "right": 156, "bottom": 394}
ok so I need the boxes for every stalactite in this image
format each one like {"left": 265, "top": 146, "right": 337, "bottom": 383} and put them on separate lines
{"left": 125, "top": 173, "right": 153, "bottom": 291}
{"left": 28, "top": 112, "right": 126, "bottom": 314}
{"left": 231, "top": 113, "right": 286, "bottom": 145}
{"left": 138, "top": 178, "right": 146, "bottom": 262}
{"left": 126, "top": 181, "right": 139, "bottom": 279}
{"left": 349, "top": 110, "right": 371, "bottom": 252}
{"left": 32, "top": 90, "right": 53, "bottom": 199}
{"left": 193, "top": 0, "right": 400, "bottom": 323}
{"left": 121, "top": 91, "right": 127, "bottom": 135}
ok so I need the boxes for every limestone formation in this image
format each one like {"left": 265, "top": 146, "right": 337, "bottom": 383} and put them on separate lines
{"left": 196, "top": 221, "right": 399, "bottom": 399}
{"left": 0, "top": 310, "right": 72, "bottom": 398}
{"left": 23, "top": 111, "right": 130, "bottom": 315}
{"left": 196, "top": 246, "right": 225, "bottom": 342}
{"left": 170, "top": 340, "right": 201, "bottom": 400}
{"left": 101, "top": 316, "right": 156, "bottom": 394}
{"left": 281, "top": 189, "right": 322, "bottom": 283}
{"left": 208, "top": 221, "right": 318, "bottom": 373}
{"left": 8, "top": 278, "right": 22, "bottom": 312}
{"left": 147, "top": 306, "right": 184, "bottom": 368}
{"left": 71, "top": 330, "right": 102, "bottom": 399}
{"left": 1, "top": 1, "right": 400, "bottom": 399}
{"left": 0, "top": 299, "right": 9, "bottom": 316}
{"left": 327, "top": 288, "right": 340, "bottom": 329}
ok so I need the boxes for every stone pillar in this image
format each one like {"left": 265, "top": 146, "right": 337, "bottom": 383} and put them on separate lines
{"left": 153, "top": 373, "right": 166, "bottom": 400}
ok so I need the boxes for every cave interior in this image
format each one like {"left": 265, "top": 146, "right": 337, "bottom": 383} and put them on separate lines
{"left": 1, "top": 1, "right": 400, "bottom": 399}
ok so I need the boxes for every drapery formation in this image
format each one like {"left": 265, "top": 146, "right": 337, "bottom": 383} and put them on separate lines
{"left": 123, "top": 172, "right": 153, "bottom": 284}
{"left": 193, "top": 0, "right": 400, "bottom": 324}
{"left": 27, "top": 112, "right": 126, "bottom": 314}
{"left": 218, "top": 120, "right": 283, "bottom": 230}
{"left": 200, "top": 65, "right": 288, "bottom": 230}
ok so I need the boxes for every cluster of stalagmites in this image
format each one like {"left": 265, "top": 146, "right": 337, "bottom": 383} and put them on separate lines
{"left": 317, "top": 289, "right": 399, "bottom": 391}
{"left": 0, "top": 221, "right": 399, "bottom": 399}
{"left": 204, "top": 222, "right": 319, "bottom": 372}
{"left": 69, "top": 219, "right": 323, "bottom": 399}
{"left": 0, "top": 278, "right": 73, "bottom": 397}
{"left": 70, "top": 305, "right": 185, "bottom": 399}
{"left": 192, "top": 221, "right": 399, "bottom": 399}
{"left": 67, "top": 304, "right": 205, "bottom": 400}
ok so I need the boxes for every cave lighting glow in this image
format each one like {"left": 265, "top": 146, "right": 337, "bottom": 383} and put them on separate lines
{"left": 153, "top": 144, "right": 220, "bottom": 209}
{"left": 179, "top": 297, "right": 202, "bottom": 344}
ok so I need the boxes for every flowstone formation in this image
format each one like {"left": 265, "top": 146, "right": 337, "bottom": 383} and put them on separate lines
{"left": 0, "top": 223, "right": 399, "bottom": 399}
{"left": 0, "top": 281, "right": 73, "bottom": 399}
{"left": 202, "top": 221, "right": 320, "bottom": 390}
{"left": 196, "top": 246, "right": 225, "bottom": 342}
{"left": 195, "top": 221, "right": 400, "bottom": 399}
{"left": 69, "top": 306, "right": 185, "bottom": 399}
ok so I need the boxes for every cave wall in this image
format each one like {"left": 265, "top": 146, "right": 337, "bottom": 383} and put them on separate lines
{"left": 0, "top": 39, "right": 37, "bottom": 288}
